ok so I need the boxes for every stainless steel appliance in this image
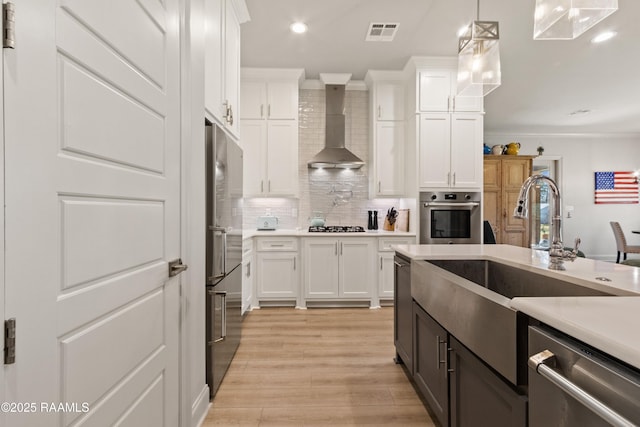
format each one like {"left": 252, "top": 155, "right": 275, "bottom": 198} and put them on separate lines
{"left": 528, "top": 326, "right": 640, "bottom": 426}
{"left": 420, "top": 191, "right": 481, "bottom": 244}
{"left": 308, "top": 225, "right": 365, "bottom": 233}
{"left": 205, "top": 120, "right": 243, "bottom": 399}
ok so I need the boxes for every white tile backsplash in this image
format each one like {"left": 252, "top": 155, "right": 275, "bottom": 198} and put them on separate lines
{"left": 243, "top": 88, "right": 411, "bottom": 231}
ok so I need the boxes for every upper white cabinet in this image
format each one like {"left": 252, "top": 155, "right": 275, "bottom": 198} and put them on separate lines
{"left": 419, "top": 68, "right": 483, "bottom": 113}
{"left": 241, "top": 79, "right": 299, "bottom": 120}
{"left": 419, "top": 113, "right": 483, "bottom": 190}
{"left": 240, "top": 68, "right": 304, "bottom": 197}
{"left": 204, "top": 0, "right": 249, "bottom": 138}
{"left": 365, "top": 71, "right": 406, "bottom": 197}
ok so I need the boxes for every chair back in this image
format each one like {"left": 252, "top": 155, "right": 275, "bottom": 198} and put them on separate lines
{"left": 483, "top": 220, "right": 497, "bottom": 244}
{"left": 610, "top": 221, "right": 627, "bottom": 251}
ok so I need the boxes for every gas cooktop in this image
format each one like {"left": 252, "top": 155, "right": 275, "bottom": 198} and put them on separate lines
{"left": 308, "top": 225, "right": 365, "bottom": 233}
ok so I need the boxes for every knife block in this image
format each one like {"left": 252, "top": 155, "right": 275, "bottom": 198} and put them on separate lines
{"left": 383, "top": 217, "right": 395, "bottom": 231}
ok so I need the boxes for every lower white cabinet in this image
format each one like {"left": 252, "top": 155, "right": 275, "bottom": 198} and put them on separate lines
{"left": 255, "top": 237, "right": 300, "bottom": 307}
{"left": 302, "top": 237, "right": 375, "bottom": 304}
{"left": 378, "top": 237, "right": 416, "bottom": 301}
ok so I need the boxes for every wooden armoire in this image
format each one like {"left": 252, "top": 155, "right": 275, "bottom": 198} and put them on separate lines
{"left": 483, "top": 155, "right": 536, "bottom": 247}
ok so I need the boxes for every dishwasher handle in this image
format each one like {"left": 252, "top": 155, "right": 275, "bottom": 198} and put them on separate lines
{"left": 529, "top": 350, "right": 636, "bottom": 427}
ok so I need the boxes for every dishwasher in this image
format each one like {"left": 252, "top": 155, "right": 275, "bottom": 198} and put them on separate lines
{"left": 528, "top": 326, "right": 640, "bottom": 427}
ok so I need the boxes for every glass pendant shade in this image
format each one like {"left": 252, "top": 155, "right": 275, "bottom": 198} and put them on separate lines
{"left": 533, "top": 0, "right": 618, "bottom": 40}
{"left": 457, "top": 21, "right": 501, "bottom": 97}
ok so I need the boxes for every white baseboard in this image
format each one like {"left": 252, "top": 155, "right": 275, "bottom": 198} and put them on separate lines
{"left": 192, "top": 384, "right": 210, "bottom": 427}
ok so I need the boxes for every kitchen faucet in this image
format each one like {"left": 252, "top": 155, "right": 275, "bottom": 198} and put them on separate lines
{"left": 514, "top": 174, "right": 581, "bottom": 271}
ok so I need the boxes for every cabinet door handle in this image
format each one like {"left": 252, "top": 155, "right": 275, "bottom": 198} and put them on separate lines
{"left": 447, "top": 97, "right": 450, "bottom": 112}
{"left": 340, "top": 242, "right": 343, "bottom": 255}
{"left": 378, "top": 181, "right": 381, "bottom": 193}
{"left": 335, "top": 242, "right": 338, "bottom": 255}
{"left": 261, "top": 180, "right": 264, "bottom": 193}
{"left": 380, "top": 257, "right": 383, "bottom": 270}
{"left": 436, "top": 335, "right": 444, "bottom": 369}
{"left": 268, "top": 104, "right": 271, "bottom": 118}
{"left": 452, "top": 173, "right": 456, "bottom": 186}
{"left": 452, "top": 97, "right": 456, "bottom": 111}
{"left": 293, "top": 256, "right": 296, "bottom": 270}
{"left": 378, "top": 105, "right": 381, "bottom": 119}
{"left": 447, "top": 172, "right": 451, "bottom": 186}
{"left": 247, "top": 261, "right": 251, "bottom": 277}
{"left": 260, "top": 104, "right": 264, "bottom": 118}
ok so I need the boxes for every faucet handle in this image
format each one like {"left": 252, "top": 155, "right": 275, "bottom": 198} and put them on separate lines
{"left": 563, "top": 237, "right": 581, "bottom": 261}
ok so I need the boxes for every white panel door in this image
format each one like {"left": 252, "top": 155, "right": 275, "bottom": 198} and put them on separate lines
{"left": 379, "top": 253, "right": 395, "bottom": 299}
{"left": 303, "top": 239, "right": 339, "bottom": 298}
{"left": 419, "top": 113, "right": 451, "bottom": 189}
{"left": 340, "top": 239, "right": 374, "bottom": 297}
{"left": 266, "top": 121, "right": 298, "bottom": 196}
{"left": 4, "top": 1, "right": 181, "bottom": 426}
{"left": 451, "top": 113, "right": 483, "bottom": 189}
{"left": 376, "top": 121, "right": 405, "bottom": 196}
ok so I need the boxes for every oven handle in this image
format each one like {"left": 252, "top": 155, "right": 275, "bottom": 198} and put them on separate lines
{"left": 528, "top": 350, "right": 636, "bottom": 427}
{"left": 423, "top": 202, "right": 480, "bottom": 208}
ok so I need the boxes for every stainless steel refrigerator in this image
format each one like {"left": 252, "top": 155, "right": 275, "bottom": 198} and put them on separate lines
{"left": 205, "top": 120, "right": 243, "bottom": 399}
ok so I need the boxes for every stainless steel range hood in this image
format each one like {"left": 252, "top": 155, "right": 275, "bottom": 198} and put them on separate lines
{"left": 308, "top": 80, "right": 364, "bottom": 169}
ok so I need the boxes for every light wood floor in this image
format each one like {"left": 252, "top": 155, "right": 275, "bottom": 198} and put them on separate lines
{"left": 202, "top": 307, "right": 436, "bottom": 426}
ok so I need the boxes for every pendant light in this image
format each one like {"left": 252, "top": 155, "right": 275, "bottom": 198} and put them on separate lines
{"left": 533, "top": 0, "right": 618, "bottom": 40}
{"left": 457, "top": 0, "right": 501, "bottom": 97}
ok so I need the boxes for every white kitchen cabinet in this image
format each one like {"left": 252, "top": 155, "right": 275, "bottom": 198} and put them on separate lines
{"left": 241, "top": 120, "right": 298, "bottom": 197}
{"left": 365, "top": 71, "right": 406, "bottom": 197}
{"left": 377, "top": 237, "right": 416, "bottom": 301}
{"left": 419, "top": 69, "right": 483, "bottom": 113}
{"left": 255, "top": 237, "right": 300, "bottom": 307}
{"left": 240, "top": 68, "right": 303, "bottom": 197}
{"left": 374, "top": 122, "right": 405, "bottom": 196}
{"left": 419, "top": 113, "right": 483, "bottom": 190}
{"left": 204, "top": 0, "right": 249, "bottom": 137}
{"left": 375, "top": 82, "right": 405, "bottom": 121}
{"left": 302, "top": 237, "right": 375, "bottom": 304}
{"left": 240, "top": 78, "right": 300, "bottom": 120}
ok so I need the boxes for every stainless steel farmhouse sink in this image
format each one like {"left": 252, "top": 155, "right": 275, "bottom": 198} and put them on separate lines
{"left": 411, "top": 259, "right": 614, "bottom": 386}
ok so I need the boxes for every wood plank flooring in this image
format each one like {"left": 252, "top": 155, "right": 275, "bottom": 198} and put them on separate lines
{"left": 202, "top": 307, "right": 436, "bottom": 426}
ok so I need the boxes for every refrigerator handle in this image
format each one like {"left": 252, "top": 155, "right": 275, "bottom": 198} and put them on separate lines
{"left": 209, "top": 226, "right": 227, "bottom": 281}
{"left": 214, "top": 291, "right": 227, "bottom": 343}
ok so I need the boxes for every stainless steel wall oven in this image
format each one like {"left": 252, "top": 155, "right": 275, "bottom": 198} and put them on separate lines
{"left": 420, "top": 191, "right": 481, "bottom": 244}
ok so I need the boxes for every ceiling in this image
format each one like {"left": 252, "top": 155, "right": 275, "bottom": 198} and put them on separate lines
{"left": 240, "top": 0, "right": 640, "bottom": 135}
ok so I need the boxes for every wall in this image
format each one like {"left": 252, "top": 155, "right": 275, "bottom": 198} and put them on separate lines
{"left": 244, "top": 87, "right": 412, "bottom": 231}
{"left": 485, "top": 133, "right": 640, "bottom": 260}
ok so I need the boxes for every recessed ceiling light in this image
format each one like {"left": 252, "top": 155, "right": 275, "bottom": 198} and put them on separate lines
{"left": 290, "top": 22, "right": 307, "bottom": 34}
{"left": 591, "top": 31, "right": 617, "bottom": 43}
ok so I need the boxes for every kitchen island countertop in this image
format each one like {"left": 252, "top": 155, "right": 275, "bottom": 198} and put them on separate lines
{"left": 394, "top": 244, "right": 640, "bottom": 369}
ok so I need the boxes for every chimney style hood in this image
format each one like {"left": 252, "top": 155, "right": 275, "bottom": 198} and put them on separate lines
{"left": 308, "top": 75, "right": 364, "bottom": 169}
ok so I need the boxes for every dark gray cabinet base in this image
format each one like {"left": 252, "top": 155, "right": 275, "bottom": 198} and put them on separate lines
{"left": 449, "top": 336, "right": 527, "bottom": 427}
{"left": 394, "top": 255, "right": 413, "bottom": 373}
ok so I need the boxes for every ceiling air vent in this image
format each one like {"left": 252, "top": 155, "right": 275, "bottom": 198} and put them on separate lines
{"left": 365, "top": 23, "right": 399, "bottom": 42}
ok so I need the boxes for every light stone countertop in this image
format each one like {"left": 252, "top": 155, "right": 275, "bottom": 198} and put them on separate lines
{"left": 394, "top": 243, "right": 640, "bottom": 369}
{"left": 244, "top": 229, "right": 417, "bottom": 238}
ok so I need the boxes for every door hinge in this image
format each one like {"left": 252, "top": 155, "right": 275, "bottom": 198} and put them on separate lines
{"left": 3, "top": 2, "right": 15, "bottom": 49}
{"left": 4, "top": 318, "right": 16, "bottom": 364}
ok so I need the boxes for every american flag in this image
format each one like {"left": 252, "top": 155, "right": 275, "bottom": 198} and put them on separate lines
{"left": 594, "top": 171, "right": 639, "bottom": 204}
